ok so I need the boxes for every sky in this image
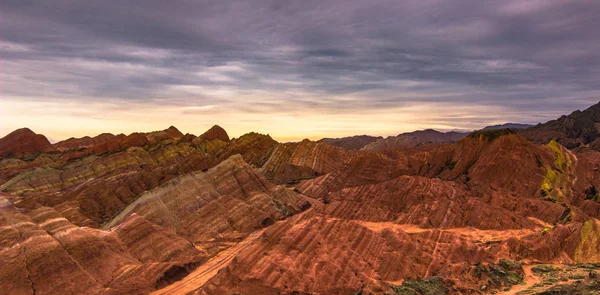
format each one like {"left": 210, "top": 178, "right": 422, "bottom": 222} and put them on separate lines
{"left": 1, "top": 0, "right": 600, "bottom": 142}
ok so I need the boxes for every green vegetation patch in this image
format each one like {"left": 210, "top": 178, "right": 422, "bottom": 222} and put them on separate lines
{"left": 391, "top": 276, "right": 448, "bottom": 295}
{"left": 532, "top": 265, "right": 560, "bottom": 275}
{"left": 474, "top": 260, "right": 525, "bottom": 290}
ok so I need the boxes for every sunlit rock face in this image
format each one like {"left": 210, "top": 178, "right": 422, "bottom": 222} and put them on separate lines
{"left": 103, "top": 154, "right": 302, "bottom": 243}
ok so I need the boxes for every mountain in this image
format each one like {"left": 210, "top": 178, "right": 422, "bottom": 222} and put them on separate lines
{"left": 260, "top": 139, "right": 358, "bottom": 184}
{"left": 522, "top": 101, "right": 600, "bottom": 149}
{"left": 361, "top": 129, "right": 468, "bottom": 152}
{"left": 0, "top": 128, "right": 53, "bottom": 158}
{"left": 1, "top": 104, "right": 600, "bottom": 294}
{"left": 321, "top": 135, "right": 383, "bottom": 150}
{"left": 482, "top": 123, "right": 534, "bottom": 130}
{"left": 197, "top": 125, "right": 230, "bottom": 142}
{"left": 53, "top": 126, "right": 185, "bottom": 157}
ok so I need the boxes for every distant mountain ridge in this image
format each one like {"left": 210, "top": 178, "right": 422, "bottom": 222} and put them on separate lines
{"left": 321, "top": 135, "right": 383, "bottom": 150}
{"left": 361, "top": 129, "right": 468, "bottom": 152}
{"left": 482, "top": 123, "right": 534, "bottom": 130}
{"left": 522, "top": 101, "right": 600, "bottom": 149}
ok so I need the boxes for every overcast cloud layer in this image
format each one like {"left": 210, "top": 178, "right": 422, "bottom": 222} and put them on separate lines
{"left": 1, "top": 0, "right": 600, "bottom": 141}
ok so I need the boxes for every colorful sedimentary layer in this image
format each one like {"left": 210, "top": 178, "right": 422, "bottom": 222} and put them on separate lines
{"left": 1, "top": 105, "right": 600, "bottom": 294}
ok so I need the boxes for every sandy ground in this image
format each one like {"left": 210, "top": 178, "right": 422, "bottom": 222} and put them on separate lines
{"left": 356, "top": 220, "right": 539, "bottom": 243}
{"left": 498, "top": 265, "right": 541, "bottom": 295}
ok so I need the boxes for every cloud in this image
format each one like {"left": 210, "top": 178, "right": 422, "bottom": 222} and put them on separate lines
{"left": 1, "top": 0, "right": 599, "bottom": 140}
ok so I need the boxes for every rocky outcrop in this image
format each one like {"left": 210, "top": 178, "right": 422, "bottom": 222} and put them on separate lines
{"left": 323, "top": 176, "right": 545, "bottom": 229}
{"left": 215, "top": 132, "right": 277, "bottom": 167}
{"left": 261, "top": 139, "right": 358, "bottom": 184}
{"left": 54, "top": 133, "right": 125, "bottom": 153}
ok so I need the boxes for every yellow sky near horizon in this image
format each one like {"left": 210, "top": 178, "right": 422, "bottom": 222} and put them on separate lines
{"left": 0, "top": 97, "right": 542, "bottom": 143}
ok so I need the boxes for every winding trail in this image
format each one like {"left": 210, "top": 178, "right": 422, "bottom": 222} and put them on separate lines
{"left": 151, "top": 193, "right": 320, "bottom": 295}
{"left": 498, "top": 265, "right": 541, "bottom": 295}
{"left": 151, "top": 228, "right": 266, "bottom": 295}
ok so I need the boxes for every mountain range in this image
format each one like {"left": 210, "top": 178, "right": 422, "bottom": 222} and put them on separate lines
{"left": 1, "top": 103, "right": 600, "bottom": 294}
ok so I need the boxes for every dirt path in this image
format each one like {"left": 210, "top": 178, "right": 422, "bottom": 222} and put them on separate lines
{"left": 356, "top": 221, "right": 539, "bottom": 244}
{"left": 151, "top": 228, "right": 266, "bottom": 295}
{"left": 152, "top": 192, "right": 320, "bottom": 294}
{"left": 498, "top": 265, "right": 541, "bottom": 295}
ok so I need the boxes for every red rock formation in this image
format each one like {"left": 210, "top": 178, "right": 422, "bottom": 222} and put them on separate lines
{"left": 2, "top": 109, "right": 600, "bottom": 295}
{"left": 196, "top": 213, "right": 529, "bottom": 294}
{"left": 197, "top": 125, "right": 230, "bottom": 142}
{"left": 54, "top": 133, "right": 123, "bottom": 152}
{"left": 0, "top": 128, "right": 53, "bottom": 158}
{"left": 216, "top": 132, "right": 277, "bottom": 167}
{"left": 2, "top": 139, "right": 220, "bottom": 227}
{"left": 103, "top": 155, "right": 302, "bottom": 246}
{"left": 53, "top": 126, "right": 184, "bottom": 162}
{"left": 0, "top": 196, "right": 208, "bottom": 295}
{"left": 113, "top": 213, "right": 208, "bottom": 264}
{"left": 261, "top": 139, "right": 358, "bottom": 184}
